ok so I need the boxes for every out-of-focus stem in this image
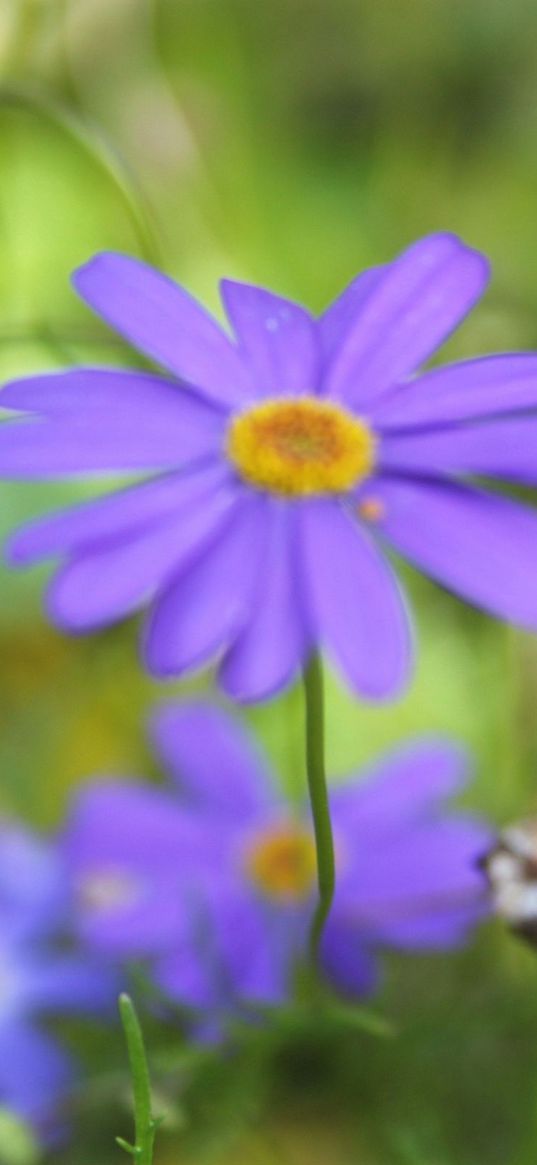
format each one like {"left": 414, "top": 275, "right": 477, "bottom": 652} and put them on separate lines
{"left": 0, "top": 86, "right": 163, "bottom": 267}
{"left": 302, "top": 653, "right": 336, "bottom": 966}
{"left": 116, "top": 994, "right": 160, "bottom": 1165}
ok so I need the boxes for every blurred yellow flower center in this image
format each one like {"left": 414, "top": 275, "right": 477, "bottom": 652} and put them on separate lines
{"left": 226, "top": 397, "right": 376, "bottom": 496}
{"left": 246, "top": 825, "right": 317, "bottom": 901}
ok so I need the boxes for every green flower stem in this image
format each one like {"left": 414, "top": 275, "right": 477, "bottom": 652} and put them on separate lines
{"left": 302, "top": 653, "right": 336, "bottom": 966}
{"left": 116, "top": 994, "right": 160, "bottom": 1165}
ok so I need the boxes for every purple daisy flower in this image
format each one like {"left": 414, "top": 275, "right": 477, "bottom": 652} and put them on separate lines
{"left": 0, "top": 820, "right": 117, "bottom": 1137}
{"left": 3, "top": 232, "right": 537, "bottom": 700}
{"left": 60, "top": 702, "right": 491, "bottom": 1025}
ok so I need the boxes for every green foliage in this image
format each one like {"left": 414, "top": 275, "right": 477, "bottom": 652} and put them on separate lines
{"left": 0, "top": 1110, "right": 38, "bottom": 1165}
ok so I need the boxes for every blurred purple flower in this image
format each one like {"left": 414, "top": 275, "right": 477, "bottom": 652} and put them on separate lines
{"left": 61, "top": 703, "right": 491, "bottom": 1026}
{"left": 2, "top": 234, "right": 537, "bottom": 700}
{"left": 0, "top": 820, "right": 118, "bottom": 1137}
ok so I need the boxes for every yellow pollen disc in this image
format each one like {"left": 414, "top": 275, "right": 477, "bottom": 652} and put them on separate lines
{"left": 245, "top": 825, "right": 317, "bottom": 902}
{"left": 226, "top": 396, "right": 376, "bottom": 497}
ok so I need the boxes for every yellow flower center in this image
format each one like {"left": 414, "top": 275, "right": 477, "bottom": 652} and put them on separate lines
{"left": 245, "top": 824, "right": 317, "bottom": 902}
{"left": 226, "top": 396, "right": 376, "bottom": 497}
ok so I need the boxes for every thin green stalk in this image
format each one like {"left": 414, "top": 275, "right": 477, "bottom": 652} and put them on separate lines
{"left": 302, "top": 653, "right": 336, "bottom": 965}
{"left": 0, "top": 85, "right": 163, "bottom": 267}
{"left": 116, "top": 994, "right": 160, "bottom": 1165}
{"left": 5, "top": 0, "right": 42, "bottom": 74}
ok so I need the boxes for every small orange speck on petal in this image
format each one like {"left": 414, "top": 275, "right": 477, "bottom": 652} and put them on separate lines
{"left": 358, "top": 497, "right": 385, "bottom": 523}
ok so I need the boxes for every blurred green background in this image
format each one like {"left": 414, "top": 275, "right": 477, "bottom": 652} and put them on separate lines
{"left": 3, "top": 0, "right": 537, "bottom": 1162}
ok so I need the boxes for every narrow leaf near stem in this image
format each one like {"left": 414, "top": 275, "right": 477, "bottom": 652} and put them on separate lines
{"left": 117, "top": 994, "right": 159, "bottom": 1165}
{"left": 302, "top": 653, "right": 336, "bottom": 965}
{"left": 0, "top": 87, "right": 163, "bottom": 267}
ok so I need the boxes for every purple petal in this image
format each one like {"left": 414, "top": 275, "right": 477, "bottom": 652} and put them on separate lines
{"left": 0, "top": 824, "right": 66, "bottom": 937}
{"left": 372, "top": 355, "right": 537, "bottom": 428}
{"left": 338, "top": 818, "right": 491, "bottom": 923}
{"left": 301, "top": 500, "right": 413, "bottom": 699}
{"left": 324, "top": 233, "right": 489, "bottom": 407}
{"left": 144, "top": 495, "right": 267, "bottom": 680}
{"left": 45, "top": 472, "right": 238, "bottom": 631}
{"left": 45, "top": 521, "right": 211, "bottom": 633}
{"left": 381, "top": 416, "right": 537, "bottom": 485}
{"left": 73, "top": 253, "right": 253, "bottom": 407}
{"left": 154, "top": 946, "right": 216, "bottom": 1010}
{"left": 0, "top": 389, "right": 223, "bottom": 478}
{"left": 220, "top": 280, "right": 319, "bottom": 396}
{"left": 330, "top": 739, "right": 470, "bottom": 837}
{"left": 212, "top": 890, "right": 292, "bottom": 1006}
{"left": 73, "top": 884, "right": 197, "bottom": 957}
{"left": 150, "top": 701, "right": 274, "bottom": 820}
{"left": 219, "top": 504, "right": 310, "bottom": 701}
{"left": 371, "top": 900, "right": 489, "bottom": 949}
{"left": 62, "top": 779, "right": 202, "bottom": 870}
{"left": 158, "top": 892, "right": 293, "bottom": 1012}
{"left": 0, "top": 1019, "right": 72, "bottom": 1124}
{"left": 321, "top": 918, "right": 379, "bottom": 998}
{"left": 371, "top": 477, "right": 537, "bottom": 630}
{"left": 0, "top": 370, "right": 225, "bottom": 477}
{"left": 6, "top": 464, "right": 228, "bottom": 567}
{"left": 62, "top": 780, "right": 206, "bottom": 955}
{"left": 317, "top": 266, "right": 384, "bottom": 367}
{"left": 22, "top": 954, "right": 119, "bottom": 1014}
{"left": 0, "top": 410, "right": 221, "bottom": 477}
{"left": 1, "top": 368, "right": 224, "bottom": 418}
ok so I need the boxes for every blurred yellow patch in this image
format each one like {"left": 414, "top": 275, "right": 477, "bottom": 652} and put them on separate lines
{"left": 227, "top": 397, "right": 375, "bottom": 496}
{"left": 245, "top": 824, "right": 316, "bottom": 901}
